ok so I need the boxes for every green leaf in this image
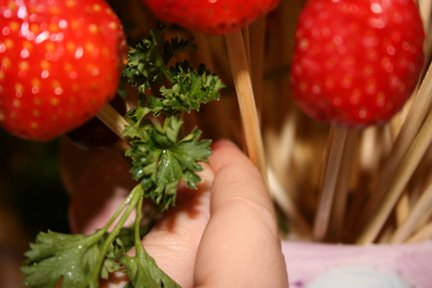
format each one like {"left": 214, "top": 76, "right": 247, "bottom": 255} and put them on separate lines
{"left": 21, "top": 231, "right": 103, "bottom": 288}
{"left": 122, "top": 28, "right": 166, "bottom": 95}
{"left": 123, "top": 106, "right": 152, "bottom": 138}
{"left": 171, "top": 128, "right": 212, "bottom": 189}
{"left": 122, "top": 24, "right": 224, "bottom": 116}
{"left": 122, "top": 248, "right": 180, "bottom": 288}
{"left": 124, "top": 115, "right": 211, "bottom": 210}
{"left": 122, "top": 24, "right": 197, "bottom": 97}
{"left": 147, "top": 62, "right": 224, "bottom": 115}
{"left": 100, "top": 229, "right": 136, "bottom": 280}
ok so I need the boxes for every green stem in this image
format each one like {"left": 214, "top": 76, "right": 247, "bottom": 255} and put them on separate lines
{"left": 100, "top": 187, "right": 138, "bottom": 234}
{"left": 84, "top": 186, "right": 138, "bottom": 246}
{"left": 157, "top": 57, "right": 173, "bottom": 82}
{"left": 89, "top": 184, "right": 144, "bottom": 288}
{"left": 134, "top": 192, "right": 145, "bottom": 254}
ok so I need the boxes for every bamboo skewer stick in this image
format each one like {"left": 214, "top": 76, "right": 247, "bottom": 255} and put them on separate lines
{"left": 265, "top": 109, "right": 312, "bottom": 238}
{"left": 396, "top": 194, "right": 411, "bottom": 227}
{"left": 377, "top": 224, "right": 395, "bottom": 244}
{"left": 96, "top": 104, "right": 129, "bottom": 140}
{"left": 360, "top": 63, "right": 432, "bottom": 232}
{"left": 330, "top": 130, "right": 358, "bottom": 241}
{"left": 267, "top": 167, "right": 311, "bottom": 239}
{"left": 225, "top": 30, "right": 268, "bottom": 180}
{"left": 407, "top": 221, "right": 432, "bottom": 243}
{"left": 313, "top": 126, "right": 349, "bottom": 241}
{"left": 242, "top": 27, "right": 252, "bottom": 70}
{"left": 419, "top": 0, "right": 432, "bottom": 61}
{"left": 357, "top": 100, "right": 432, "bottom": 244}
{"left": 391, "top": 180, "right": 432, "bottom": 243}
{"left": 249, "top": 18, "right": 267, "bottom": 121}
{"left": 359, "top": 127, "right": 380, "bottom": 174}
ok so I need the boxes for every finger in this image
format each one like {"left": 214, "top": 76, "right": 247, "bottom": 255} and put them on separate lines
{"left": 140, "top": 163, "right": 214, "bottom": 288}
{"left": 194, "top": 140, "right": 288, "bottom": 288}
{"left": 209, "top": 139, "right": 274, "bottom": 212}
{"left": 95, "top": 163, "right": 214, "bottom": 288}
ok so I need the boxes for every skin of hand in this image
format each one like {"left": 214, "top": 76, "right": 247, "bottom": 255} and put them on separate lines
{"left": 67, "top": 139, "right": 289, "bottom": 288}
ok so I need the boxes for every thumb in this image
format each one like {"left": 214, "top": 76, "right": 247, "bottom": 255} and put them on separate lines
{"left": 194, "top": 140, "right": 288, "bottom": 288}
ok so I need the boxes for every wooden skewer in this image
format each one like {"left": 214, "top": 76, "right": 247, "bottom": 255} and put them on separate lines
{"left": 313, "top": 126, "right": 349, "bottom": 241}
{"left": 407, "top": 221, "right": 432, "bottom": 243}
{"left": 265, "top": 110, "right": 309, "bottom": 237}
{"left": 360, "top": 62, "right": 432, "bottom": 237}
{"left": 242, "top": 27, "right": 252, "bottom": 69}
{"left": 225, "top": 30, "right": 267, "bottom": 180}
{"left": 419, "top": 0, "right": 432, "bottom": 61}
{"left": 395, "top": 194, "right": 410, "bottom": 227}
{"left": 267, "top": 167, "right": 312, "bottom": 239}
{"left": 330, "top": 130, "right": 358, "bottom": 241}
{"left": 193, "top": 33, "right": 238, "bottom": 142}
{"left": 96, "top": 104, "right": 129, "bottom": 140}
{"left": 377, "top": 224, "right": 395, "bottom": 244}
{"left": 359, "top": 127, "right": 380, "bottom": 174}
{"left": 357, "top": 99, "right": 432, "bottom": 244}
{"left": 249, "top": 18, "right": 267, "bottom": 121}
{"left": 391, "top": 180, "right": 432, "bottom": 243}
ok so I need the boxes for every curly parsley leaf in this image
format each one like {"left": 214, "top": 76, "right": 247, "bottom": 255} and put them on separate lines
{"left": 122, "top": 24, "right": 197, "bottom": 95}
{"left": 123, "top": 24, "right": 224, "bottom": 115}
{"left": 147, "top": 62, "right": 224, "bottom": 115}
{"left": 21, "top": 231, "right": 103, "bottom": 288}
{"left": 122, "top": 30, "right": 164, "bottom": 95}
{"left": 124, "top": 114, "right": 211, "bottom": 210}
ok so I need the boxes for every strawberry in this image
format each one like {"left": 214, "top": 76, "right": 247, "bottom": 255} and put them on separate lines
{"left": 290, "top": 0, "right": 425, "bottom": 127}
{"left": 0, "top": 0, "right": 127, "bottom": 141}
{"left": 143, "top": 0, "right": 280, "bottom": 34}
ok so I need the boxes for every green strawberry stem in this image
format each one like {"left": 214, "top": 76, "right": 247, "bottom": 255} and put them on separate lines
{"left": 224, "top": 29, "right": 268, "bottom": 183}
{"left": 313, "top": 125, "right": 348, "bottom": 241}
{"left": 89, "top": 185, "right": 144, "bottom": 287}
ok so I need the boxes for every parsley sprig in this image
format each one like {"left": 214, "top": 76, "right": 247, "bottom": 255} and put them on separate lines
{"left": 22, "top": 24, "right": 224, "bottom": 288}
{"left": 124, "top": 24, "right": 223, "bottom": 116}
{"left": 124, "top": 110, "right": 212, "bottom": 210}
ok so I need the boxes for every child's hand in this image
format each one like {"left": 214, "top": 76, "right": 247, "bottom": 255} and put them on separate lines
{"left": 67, "top": 139, "right": 288, "bottom": 288}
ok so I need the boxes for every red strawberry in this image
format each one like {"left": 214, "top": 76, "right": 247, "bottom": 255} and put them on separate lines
{"left": 143, "top": 0, "right": 280, "bottom": 34}
{"left": 290, "top": 0, "right": 425, "bottom": 127}
{"left": 0, "top": 0, "right": 127, "bottom": 141}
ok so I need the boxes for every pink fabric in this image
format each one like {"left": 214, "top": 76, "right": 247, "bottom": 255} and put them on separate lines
{"left": 281, "top": 241, "right": 432, "bottom": 287}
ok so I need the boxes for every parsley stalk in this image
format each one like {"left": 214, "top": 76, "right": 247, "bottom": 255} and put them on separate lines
{"left": 88, "top": 185, "right": 144, "bottom": 287}
{"left": 22, "top": 24, "right": 224, "bottom": 288}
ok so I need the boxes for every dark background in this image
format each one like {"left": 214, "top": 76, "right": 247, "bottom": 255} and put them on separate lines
{"left": 0, "top": 131, "right": 70, "bottom": 287}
